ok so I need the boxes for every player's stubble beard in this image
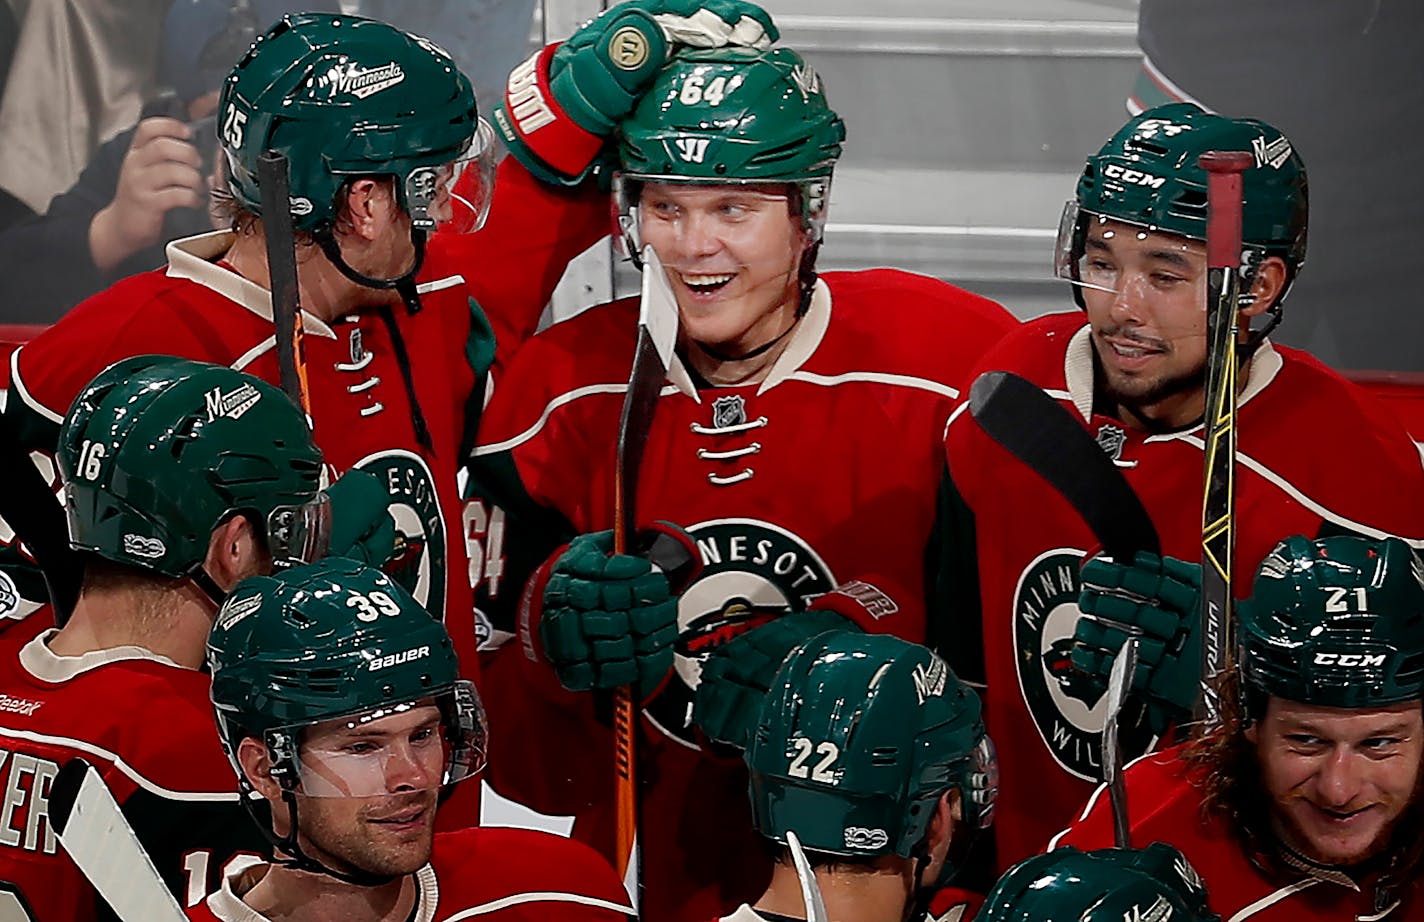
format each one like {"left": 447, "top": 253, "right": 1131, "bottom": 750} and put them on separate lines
{"left": 1092, "top": 324, "right": 1205, "bottom": 431}
{"left": 297, "top": 787, "right": 439, "bottom": 879}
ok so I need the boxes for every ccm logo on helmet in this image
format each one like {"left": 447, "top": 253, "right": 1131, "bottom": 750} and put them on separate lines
{"left": 1102, "top": 163, "right": 1166, "bottom": 189}
{"left": 369, "top": 645, "right": 431, "bottom": 671}
{"left": 1313, "top": 652, "right": 1387, "bottom": 668}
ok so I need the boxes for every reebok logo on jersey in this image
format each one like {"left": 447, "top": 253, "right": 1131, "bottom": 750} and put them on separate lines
{"left": 0, "top": 694, "right": 43, "bottom": 716}
{"left": 844, "top": 826, "right": 888, "bottom": 850}
{"left": 368, "top": 645, "right": 430, "bottom": 672}
{"left": 123, "top": 534, "right": 166, "bottom": 560}
{"left": 1102, "top": 163, "right": 1166, "bottom": 189}
{"left": 204, "top": 383, "right": 261, "bottom": 422}
{"left": 316, "top": 61, "right": 405, "bottom": 100}
{"left": 505, "top": 52, "right": 554, "bottom": 134}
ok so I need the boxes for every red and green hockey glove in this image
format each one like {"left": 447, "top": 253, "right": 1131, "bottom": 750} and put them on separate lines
{"left": 324, "top": 470, "right": 397, "bottom": 568}
{"left": 523, "top": 522, "right": 699, "bottom": 700}
{"left": 493, "top": 0, "right": 778, "bottom": 185}
{"left": 1072, "top": 551, "right": 1203, "bottom": 735}
{"left": 692, "top": 579, "right": 905, "bottom": 750}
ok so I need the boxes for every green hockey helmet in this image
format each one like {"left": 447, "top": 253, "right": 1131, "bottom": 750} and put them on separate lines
{"left": 1056, "top": 102, "right": 1308, "bottom": 312}
{"left": 616, "top": 45, "right": 846, "bottom": 253}
{"left": 746, "top": 633, "right": 996, "bottom": 886}
{"left": 1237, "top": 534, "right": 1424, "bottom": 716}
{"left": 975, "top": 844, "right": 1218, "bottom": 922}
{"left": 58, "top": 356, "right": 326, "bottom": 592}
{"left": 208, "top": 558, "right": 486, "bottom": 799}
{"left": 219, "top": 12, "right": 494, "bottom": 234}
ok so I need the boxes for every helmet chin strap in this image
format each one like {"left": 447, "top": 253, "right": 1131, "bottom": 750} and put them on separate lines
{"left": 188, "top": 565, "right": 228, "bottom": 609}
{"left": 314, "top": 225, "right": 428, "bottom": 314}
{"left": 313, "top": 224, "right": 434, "bottom": 452}
{"left": 235, "top": 775, "right": 405, "bottom": 889}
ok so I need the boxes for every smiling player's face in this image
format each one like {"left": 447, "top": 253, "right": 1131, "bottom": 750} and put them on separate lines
{"left": 637, "top": 182, "right": 807, "bottom": 355}
{"left": 1249, "top": 697, "right": 1423, "bottom": 867}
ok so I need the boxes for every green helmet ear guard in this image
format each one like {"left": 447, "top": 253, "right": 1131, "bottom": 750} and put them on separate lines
{"left": 58, "top": 355, "right": 324, "bottom": 588}
{"left": 219, "top": 11, "right": 485, "bottom": 233}
{"left": 745, "top": 632, "right": 996, "bottom": 889}
{"left": 615, "top": 45, "right": 845, "bottom": 259}
{"left": 1237, "top": 534, "right": 1424, "bottom": 717}
{"left": 1056, "top": 102, "right": 1308, "bottom": 324}
{"left": 975, "top": 844, "right": 1219, "bottom": 922}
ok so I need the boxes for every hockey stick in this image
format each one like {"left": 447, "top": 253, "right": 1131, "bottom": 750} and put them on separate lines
{"left": 611, "top": 246, "right": 679, "bottom": 897}
{"left": 1195, "top": 151, "right": 1253, "bottom": 729}
{"left": 968, "top": 371, "right": 1160, "bottom": 561}
{"left": 48, "top": 758, "right": 188, "bottom": 922}
{"left": 0, "top": 406, "right": 81, "bottom": 620}
{"left": 257, "top": 151, "right": 311, "bottom": 416}
{"left": 786, "top": 830, "right": 829, "bottom": 922}
{"left": 1101, "top": 635, "right": 1139, "bottom": 848}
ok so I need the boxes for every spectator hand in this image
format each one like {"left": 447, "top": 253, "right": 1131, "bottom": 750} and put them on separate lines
{"left": 89, "top": 117, "right": 206, "bottom": 271}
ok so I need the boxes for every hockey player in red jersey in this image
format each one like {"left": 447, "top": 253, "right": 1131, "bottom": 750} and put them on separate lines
{"left": 940, "top": 102, "right": 1424, "bottom": 870}
{"left": 194, "top": 558, "right": 634, "bottom": 922}
{"left": 722, "top": 632, "right": 996, "bottom": 922}
{"left": 469, "top": 44, "right": 1015, "bottom": 922}
{"left": 1054, "top": 535, "right": 1424, "bottom": 919}
{"left": 0, "top": 2, "right": 777, "bottom": 683}
{"left": 0, "top": 357, "right": 349, "bottom": 921}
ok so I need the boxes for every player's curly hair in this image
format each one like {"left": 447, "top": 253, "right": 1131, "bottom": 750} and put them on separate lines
{"left": 1182, "top": 670, "right": 1424, "bottom": 903}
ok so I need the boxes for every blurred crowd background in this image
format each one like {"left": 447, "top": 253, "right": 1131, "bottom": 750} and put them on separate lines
{"left": 0, "top": 0, "right": 1419, "bottom": 372}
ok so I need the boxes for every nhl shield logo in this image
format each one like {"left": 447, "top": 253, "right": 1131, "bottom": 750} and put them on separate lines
{"left": 711, "top": 395, "right": 747, "bottom": 429}
{"left": 1013, "top": 548, "right": 1156, "bottom": 781}
{"left": 643, "top": 518, "right": 836, "bottom": 748}
{"left": 1095, "top": 424, "right": 1126, "bottom": 462}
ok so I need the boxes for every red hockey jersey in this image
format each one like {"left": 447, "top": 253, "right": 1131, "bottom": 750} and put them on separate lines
{"left": 470, "top": 270, "right": 1015, "bottom": 922}
{"left": 188, "top": 827, "right": 634, "bottom": 921}
{"left": 941, "top": 311, "right": 1424, "bottom": 870}
{"left": 2, "top": 159, "right": 603, "bottom": 680}
{"left": 0, "top": 631, "right": 259, "bottom": 922}
{"left": 1052, "top": 744, "right": 1422, "bottom": 920}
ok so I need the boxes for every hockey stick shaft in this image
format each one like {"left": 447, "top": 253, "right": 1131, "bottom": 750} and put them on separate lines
{"left": 611, "top": 247, "right": 679, "bottom": 894}
{"left": 1195, "top": 151, "right": 1252, "bottom": 729}
{"left": 969, "top": 371, "right": 1160, "bottom": 560}
{"left": 1102, "top": 636, "right": 1139, "bottom": 848}
{"left": 0, "top": 405, "right": 81, "bottom": 620}
{"left": 257, "top": 152, "right": 311, "bottom": 416}
{"left": 49, "top": 758, "right": 188, "bottom": 922}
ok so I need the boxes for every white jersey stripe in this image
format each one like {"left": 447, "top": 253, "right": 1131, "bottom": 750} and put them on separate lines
{"left": 0, "top": 725, "right": 240, "bottom": 803}
{"left": 1225, "top": 879, "right": 1325, "bottom": 922}
{"left": 471, "top": 383, "right": 680, "bottom": 457}
{"left": 440, "top": 891, "right": 635, "bottom": 920}
{"left": 9, "top": 348, "right": 63, "bottom": 424}
{"left": 784, "top": 369, "right": 960, "bottom": 400}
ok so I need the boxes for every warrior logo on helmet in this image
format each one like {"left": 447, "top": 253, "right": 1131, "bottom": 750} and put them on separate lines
{"left": 643, "top": 517, "right": 835, "bottom": 749}
{"left": 1014, "top": 548, "right": 1156, "bottom": 782}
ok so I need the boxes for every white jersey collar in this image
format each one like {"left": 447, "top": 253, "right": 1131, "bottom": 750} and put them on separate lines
{"left": 1063, "top": 322, "right": 1284, "bottom": 428}
{"left": 165, "top": 232, "right": 335, "bottom": 339}
{"left": 19, "top": 629, "right": 185, "bottom": 684}
{"left": 204, "top": 855, "right": 439, "bottom": 922}
{"left": 664, "top": 277, "right": 832, "bottom": 402}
